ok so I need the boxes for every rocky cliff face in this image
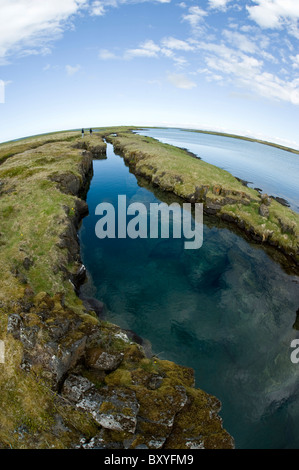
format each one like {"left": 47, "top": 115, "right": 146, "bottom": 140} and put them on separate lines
{"left": 0, "top": 134, "right": 234, "bottom": 449}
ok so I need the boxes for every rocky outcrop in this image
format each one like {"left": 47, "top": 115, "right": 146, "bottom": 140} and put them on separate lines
{"left": 72, "top": 138, "right": 107, "bottom": 159}
{"left": 5, "top": 289, "right": 234, "bottom": 449}
{"left": 259, "top": 203, "right": 269, "bottom": 218}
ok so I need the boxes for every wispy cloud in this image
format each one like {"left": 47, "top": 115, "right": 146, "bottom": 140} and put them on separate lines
{"left": 90, "top": 0, "right": 106, "bottom": 16}
{"left": 291, "top": 54, "right": 299, "bottom": 69}
{"left": 223, "top": 29, "right": 257, "bottom": 54}
{"left": 208, "top": 0, "right": 232, "bottom": 10}
{"left": 167, "top": 73, "right": 196, "bottom": 89}
{"left": 102, "top": 36, "right": 192, "bottom": 69}
{"left": 66, "top": 64, "right": 81, "bottom": 75}
{"left": 125, "top": 39, "right": 160, "bottom": 59}
{"left": 0, "top": 0, "right": 174, "bottom": 61}
{"left": 98, "top": 48, "right": 118, "bottom": 59}
{"left": 0, "top": 0, "right": 87, "bottom": 60}
{"left": 182, "top": 6, "right": 207, "bottom": 29}
{"left": 197, "top": 41, "right": 299, "bottom": 105}
{"left": 161, "top": 36, "right": 195, "bottom": 51}
{"left": 90, "top": 0, "right": 171, "bottom": 17}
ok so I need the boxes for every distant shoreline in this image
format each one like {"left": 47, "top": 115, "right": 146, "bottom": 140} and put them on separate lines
{"left": 1, "top": 126, "right": 299, "bottom": 155}
{"left": 180, "top": 128, "right": 299, "bottom": 155}
{"left": 138, "top": 126, "right": 299, "bottom": 156}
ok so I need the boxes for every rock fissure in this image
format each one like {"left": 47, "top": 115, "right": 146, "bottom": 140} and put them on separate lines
{"left": 0, "top": 130, "right": 234, "bottom": 449}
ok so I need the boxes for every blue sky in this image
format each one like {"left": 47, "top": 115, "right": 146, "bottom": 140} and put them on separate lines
{"left": 0, "top": 0, "right": 298, "bottom": 148}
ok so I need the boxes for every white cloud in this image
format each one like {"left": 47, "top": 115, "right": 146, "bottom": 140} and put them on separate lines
{"left": 161, "top": 36, "right": 194, "bottom": 51}
{"left": 167, "top": 73, "right": 196, "bottom": 89}
{"left": 247, "top": 0, "right": 299, "bottom": 29}
{"left": 90, "top": 1, "right": 106, "bottom": 15}
{"left": 291, "top": 54, "right": 299, "bottom": 69}
{"left": 197, "top": 41, "right": 299, "bottom": 105}
{"left": 0, "top": 0, "right": 174, "bottom": 61}
{"left": 172, "top": 55, "right": 188, "bottom": 67}
{"left": 98, "top": 48, "right": 117, "bottom": 59}
{"left": 160, "top": 47, "right": 174, "bottom": 58}
{"left": 0, "top": 0, "right": 87, "bottom": 60}
{"left": 223, "top": 30, "right": 257, "bottom": 53}
{"left": 65, "top": 64, "right": 81, "bottom": 75}
{"left": 182, "top": 6, "right": 207, "bottom": 28}
{"left": 208, "top": 0, "right": 232, "bottom": 10}
{"left": 90, "top": 0, "right": 171, "bottom": 16}
{"left": 125, "top": 40, "right": 160, "bottom": 59}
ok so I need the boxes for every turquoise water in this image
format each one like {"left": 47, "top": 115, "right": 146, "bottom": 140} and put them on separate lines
{"left": 79, "top": 141, "right": 299, "bottom": 449}
{"left": 136, "top": 128, "right": 299, "bottom": 213}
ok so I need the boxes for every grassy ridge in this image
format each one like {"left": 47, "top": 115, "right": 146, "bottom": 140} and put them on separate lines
{"left": 0, "top": 132, "right": 84, "bottom": 305}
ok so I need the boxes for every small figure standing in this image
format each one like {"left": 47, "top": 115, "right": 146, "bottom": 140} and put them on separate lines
{"left": 90, "top": 128, "right": 93, "bottom": 136}
{"left": 82, "top": 128, "right": 84, "bottom": 138}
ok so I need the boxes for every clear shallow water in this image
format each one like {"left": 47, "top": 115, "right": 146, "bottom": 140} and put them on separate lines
{"left": 136, "top": 128, "right": 299, "bottom": 213}
{"left": 79, "top": 142, "right": 299, "bottom": 449}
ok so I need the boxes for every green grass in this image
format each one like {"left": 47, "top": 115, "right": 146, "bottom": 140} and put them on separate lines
{"left": 0, "top": 140, "right": 84, "bottom": 302}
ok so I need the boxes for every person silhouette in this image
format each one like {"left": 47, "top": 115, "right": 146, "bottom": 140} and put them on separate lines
{"left": 82, "top": 128, "right": 84, "bottom": 138}
{"left": 90, "top": 128, "right": 93, "bottom": 136}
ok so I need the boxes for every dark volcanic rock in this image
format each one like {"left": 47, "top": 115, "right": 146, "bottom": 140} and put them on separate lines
{"left": 271, "top": 196, "right": 290, "bottom": 207}
{"left": 235, "top": 177, "right": 252, "bottom": 187}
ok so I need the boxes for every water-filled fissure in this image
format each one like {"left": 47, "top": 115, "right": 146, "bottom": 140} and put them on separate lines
{"left": 79, "top": 141, "right": 299, "bottom": 449}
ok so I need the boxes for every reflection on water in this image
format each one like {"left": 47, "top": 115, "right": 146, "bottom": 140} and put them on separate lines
{"left": 136, "top": 128, "right": 299, "bottom": 213}
{"left": 79, "top": 142, "right": 299, "bottom": 449}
